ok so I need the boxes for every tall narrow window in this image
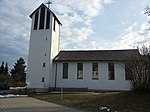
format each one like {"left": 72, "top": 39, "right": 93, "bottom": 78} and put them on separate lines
{"left": 53, "top": 17, "right": 56, "bottom": 31}
{"left": 63, "top": 63, "right": 68, "bottom": 79}
{"left": 34, "top": 11, "right": 39, "bottom": 30}
{"left": 39, "top": 7, "right": 45, "bottom": 29}
{"left": 42, "top": 77, "right": 44, "bottom": 82}
{"left": 43, "top": 63, "right": 45, "bottom": 67}
{"left": 77, "top": 63, "right": 83, "bottom": 79}
{"left": 108, "top": 63, "right": 115, "bottom": 80}
{"left": 125, "top": 65, "right": 131, "bottom": 80}
{"left": 46, "top": 10, "right": 50, "bottom": 29}
{"left": 92, "top": 63, "right": 98, "bottom": 80}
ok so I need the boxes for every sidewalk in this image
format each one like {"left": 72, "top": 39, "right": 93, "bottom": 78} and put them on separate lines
{"left": 0, "top": 97, "right": 84, "bottom": 112}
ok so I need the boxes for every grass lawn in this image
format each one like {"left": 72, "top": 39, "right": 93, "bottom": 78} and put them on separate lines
{"left": 29, "top": 92, "right": 150, "bottom": 112}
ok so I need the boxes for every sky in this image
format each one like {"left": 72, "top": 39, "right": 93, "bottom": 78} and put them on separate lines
{"left": 0, "top": 0, "right": 150, "bottom": 68}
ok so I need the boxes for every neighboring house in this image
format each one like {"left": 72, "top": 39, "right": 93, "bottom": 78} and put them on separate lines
{"left": 26, "top": 3, "right": 139, "bottom": 92}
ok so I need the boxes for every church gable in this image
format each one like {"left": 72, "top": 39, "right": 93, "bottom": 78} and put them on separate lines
{"left": 29, "top": 3, "right": 61, "bottom": 30}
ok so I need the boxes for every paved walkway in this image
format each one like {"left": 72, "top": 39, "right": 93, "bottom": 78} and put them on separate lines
{"left": 0, "top": 97, "right": 84, "bottom": 112}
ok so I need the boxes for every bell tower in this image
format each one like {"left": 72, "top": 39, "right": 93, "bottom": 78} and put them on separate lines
{"left": 26, "top": 3, "right": 62, "bottom": 91}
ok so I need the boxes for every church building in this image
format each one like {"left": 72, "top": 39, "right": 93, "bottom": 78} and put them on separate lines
{"left": 26, "top": 3, "right": 139, "bottom": 92}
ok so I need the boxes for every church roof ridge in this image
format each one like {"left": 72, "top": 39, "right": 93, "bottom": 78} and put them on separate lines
{"left": 59, "top": 49, "right": 138, "bottom": 52}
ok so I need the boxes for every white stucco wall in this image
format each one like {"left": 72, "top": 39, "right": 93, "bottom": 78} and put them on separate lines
{"left": 26, "top": 7, "right": 60, "bottom": 89}
{"left": 51, "top": 16, "right": 60, "bottom": 59}
{"left": 27, "top": 29, "right": 52, "bottom": 88}
{"left": 54, "top": 62, "right": 131, "bottom": 91}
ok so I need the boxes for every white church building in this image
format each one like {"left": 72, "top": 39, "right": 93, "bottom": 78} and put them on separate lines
{"left": 26, "top": 3, "right": 139, "bottom": 92}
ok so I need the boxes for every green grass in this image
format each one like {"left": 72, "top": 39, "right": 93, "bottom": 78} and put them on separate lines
{"left": 29, "top": 92, "right": 150, "bottom": 112}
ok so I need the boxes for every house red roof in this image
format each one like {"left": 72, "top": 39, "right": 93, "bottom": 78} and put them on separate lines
{"left": 53, "top": 49, "right": 140, "bottom": 62}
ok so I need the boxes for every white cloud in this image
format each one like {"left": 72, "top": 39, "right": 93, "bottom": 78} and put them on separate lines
{"left": 53, "top": 0, "right": 113, "bottom": 49}
{"left": 77, "top": 0, "right": 103, "bottom": 17}
{"left": 112, "top": 22, "right": 150, "bottom": 49}
{"left": 73, "top": 27, "right": 94, "bottom": 42}
{"left": 54, "top": 0, "right": 112, "bottom": 17}
{"left": 139, "top": 23, "right": 150, "bottom": 34}
{"left": 124, "top": 22, "right": 137, "bottom": 32}
{"left": 0, "top": 0, "right": 114, "bottom": 66}
{"left": 103, "top": 0, "right": 113, "bottom": 4}
{"left": 0, "top": 0, "right": 45, "bottom": 66}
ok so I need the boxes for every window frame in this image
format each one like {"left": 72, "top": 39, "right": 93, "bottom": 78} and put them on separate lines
{"left": 46, "top": 10, "right": 50, "bottom": 29}
{"left": 92, "top": 63, "right": 99, "bottom": 80}
{"left": 43, "top": 63, "right": 46, "bottom": 67}
{"left": 42, "top": 77, "right": 45, "bottom": 82}
{"left": 39, "top": 7, "right": 45, "bottom": 29}
{"left": 77, "top": 63, "right": 83, "bottom": 79}
{"left": 34, "top": 11, "right": 39, "bottom": 30}
{"left": 53, "top": 17, "right": 56, "bottom": 31}
{"left": 62, "top": 63, "right": 68, "bottom": 79}
{"left": 108, "top": 63, "right": 115, "bottom": 80}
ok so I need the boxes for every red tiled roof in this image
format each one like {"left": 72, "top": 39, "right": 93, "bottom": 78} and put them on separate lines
{"left": 53, "top": 49, "right": 140, "bottom": 62}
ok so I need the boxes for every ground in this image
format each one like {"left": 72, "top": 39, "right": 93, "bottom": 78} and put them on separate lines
{"left": 0, "top": 96, "right": 84, "bottom": 112}
{"left": 0, "top": 91, "right": 149, "bottom": 112}
{"left": 29, "top": 92, "right": 150, "bottom": 112}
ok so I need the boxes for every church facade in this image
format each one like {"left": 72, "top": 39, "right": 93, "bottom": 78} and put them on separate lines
{"left": 26, "top": 3, "right": 139, "bottom": 92}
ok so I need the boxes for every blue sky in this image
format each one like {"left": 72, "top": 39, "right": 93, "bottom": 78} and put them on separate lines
{"left": 0, "top": 0, "right": 150, "bottom": 68}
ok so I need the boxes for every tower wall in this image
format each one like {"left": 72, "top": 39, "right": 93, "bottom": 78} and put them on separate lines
{"left": 26, "top": 4, "right": 61, "bottom": 91}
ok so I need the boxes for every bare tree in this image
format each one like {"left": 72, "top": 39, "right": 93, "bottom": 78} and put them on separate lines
{"left": 125, "top": 46, "right": 150, "bottom": 92}
{"left": 144, "top": 6, "right": 150, "bottom": 16}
